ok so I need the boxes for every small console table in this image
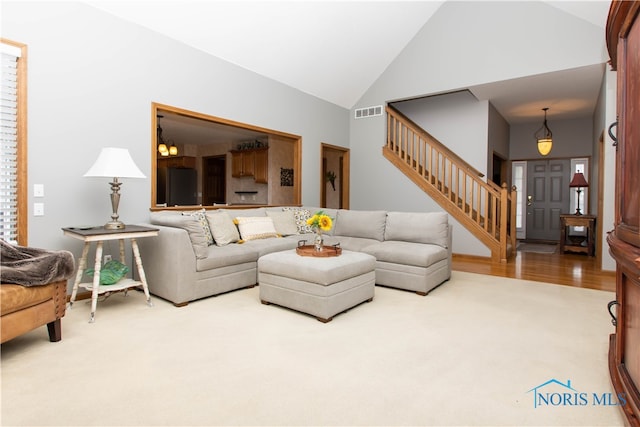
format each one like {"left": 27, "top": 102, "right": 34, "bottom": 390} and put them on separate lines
{"left": 62, "top": 225, "right": 158, "bottom": 323}
{"left": 559, "top": 214, "right": 596, "bottom": 256}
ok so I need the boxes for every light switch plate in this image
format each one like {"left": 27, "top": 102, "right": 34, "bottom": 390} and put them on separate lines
{"left": 34, "top": 184, "right": 44, "bottom": 197}
{"left": 34, "top": 202, "right": 44, "bottom": 216}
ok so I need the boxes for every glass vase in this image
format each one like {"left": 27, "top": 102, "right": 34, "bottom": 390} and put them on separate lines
{"left": 314, "top": 230, "right": 323, "bottom": 252}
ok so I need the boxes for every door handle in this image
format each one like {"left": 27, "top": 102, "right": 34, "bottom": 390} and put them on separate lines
{"left": 527, "top": 195, "right": 532, "bottom": 206}
{"left": 608, "top": 300, "right": 619, "bottom": 326}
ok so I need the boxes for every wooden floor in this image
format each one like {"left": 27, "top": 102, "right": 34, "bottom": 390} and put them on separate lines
{"left": 452, "top": 245, "right": 616, "bottom": 293}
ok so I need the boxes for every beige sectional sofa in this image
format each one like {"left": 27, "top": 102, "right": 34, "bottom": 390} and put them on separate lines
{"left": 136, "top": 207, "right": 452, "bottom": 306}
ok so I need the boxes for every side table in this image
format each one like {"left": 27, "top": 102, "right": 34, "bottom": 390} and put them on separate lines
{"left": 559, "top": 214, "right": 596, "bottom": 256}
{"left": 62, "top": 225, "right": 158, "bottom": 323}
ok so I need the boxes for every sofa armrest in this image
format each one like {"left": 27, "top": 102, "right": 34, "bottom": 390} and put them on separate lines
{"left": 135, "top": 223, "right": 197, "bottom": 306}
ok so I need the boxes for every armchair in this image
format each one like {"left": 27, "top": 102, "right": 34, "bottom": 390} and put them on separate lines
{"left": 0, "top": 240, "right": 74, "bottom": 343}
{"left": 1, "top": 280, "right": 67, "bottom": 343}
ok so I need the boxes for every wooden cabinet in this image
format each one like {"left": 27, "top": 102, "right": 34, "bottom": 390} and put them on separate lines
{"left": 231, "top": 150, "right": 254, "bottom": 177}
{"left": 230, "top": 147, "right": 268, "bottom": 182}
{"left": 254, "top": 148, "right": 268, "bottom": 183}
{"left": 559, "top": 214, "right": 596, "bottom": 256}
{"left": 606, "top": 2, "right": 640, "bottom": 426}
{"left": 157, "top": 156, "right": 196, "bottom": 169}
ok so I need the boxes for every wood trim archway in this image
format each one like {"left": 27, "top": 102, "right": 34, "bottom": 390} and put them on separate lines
{"left": 150, "top": 102, "right": 302, "bottom": 210}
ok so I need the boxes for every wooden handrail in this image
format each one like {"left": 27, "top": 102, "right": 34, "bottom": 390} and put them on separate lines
{"left": 386, "top": 106, "right": 485, "bottom": 179}
{"left": 385, "top": 105, "right": 515, "bottom": 262}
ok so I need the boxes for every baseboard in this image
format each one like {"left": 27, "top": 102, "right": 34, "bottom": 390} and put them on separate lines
{"left": 452, "top": 253, "right": 492, "bottom": 262}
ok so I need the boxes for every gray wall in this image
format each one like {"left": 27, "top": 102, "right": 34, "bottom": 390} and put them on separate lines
{"left": 487, "top": 103, "right": 510, "bottom": 182}
{"left": 382, "top": 91, "right": 491, "bottom": 257}
{"left": 3, "top": 1, "right": 617, "bottom": 267}
{"left": 3, "top": 2, "right": 348, "bottom": 257}
{"left": 349, "top": 0, "right": 611, "bottom": 258}
{"left": 509, "top": 117, "right": 594, "bottom": 161}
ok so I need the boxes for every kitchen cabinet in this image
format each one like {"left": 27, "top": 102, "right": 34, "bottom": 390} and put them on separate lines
{"left": 157, "top": 156, "right": 196, "bottom": 169}
{"left": 231, "top": 147, "right": 268, "bottom": 183}
{"left": 254, "top": 148, "right": 268, "bottom": 183}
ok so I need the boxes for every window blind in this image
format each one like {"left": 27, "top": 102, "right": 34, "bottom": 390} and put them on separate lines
{"left": 0, "top": 43, "right": 22, "bottom": 244}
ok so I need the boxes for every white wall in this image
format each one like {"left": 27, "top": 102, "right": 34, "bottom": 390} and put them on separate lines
{"left": 3, "top": 2, "right": 348, "bottom": 256}
{"left": 355, "top": 1, "right": 606, "bottom": 109}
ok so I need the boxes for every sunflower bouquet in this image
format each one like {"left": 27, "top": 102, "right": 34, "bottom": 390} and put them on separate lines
{"left": 306, "top": 211, "right": 333, "bottom": 251}
{"left": 306, "top": 211, "right": 333, "bottom": 232}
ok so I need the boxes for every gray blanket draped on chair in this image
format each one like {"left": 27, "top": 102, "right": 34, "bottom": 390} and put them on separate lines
{"left": 0, "top": 239, "right": 75, "bottom": 286}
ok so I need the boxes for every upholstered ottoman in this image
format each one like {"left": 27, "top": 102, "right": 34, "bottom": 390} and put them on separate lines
{"left": 258, "top": 249, "right": 375, "bottom": 322}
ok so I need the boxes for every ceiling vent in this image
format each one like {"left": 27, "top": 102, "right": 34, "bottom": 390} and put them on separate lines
{"left": 354, "top": 105, "right": 383, "bottom": 119}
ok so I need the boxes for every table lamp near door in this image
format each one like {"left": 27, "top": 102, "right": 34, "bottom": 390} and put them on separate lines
{"left": 569, "top": 172, "right": 589, "bottom": 216}
{"left": 84, "top": 147, "right": 146, "bottom": 229}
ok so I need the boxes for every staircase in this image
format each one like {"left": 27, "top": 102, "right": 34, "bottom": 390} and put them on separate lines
{"left": 384, "top": 105, "right": 516, "bottom": 262}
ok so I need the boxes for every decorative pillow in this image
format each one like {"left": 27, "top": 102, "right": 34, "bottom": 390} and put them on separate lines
{"left": 182, "top": 210, "right": 214, "bottom": 246}
{"left": 384, "top": 211, "right": 449, "bottom": 248}
{"left": 222, "top": 208, "right": 266, "bottom": 218}
{"left": 206, "top": 211, "right": 240, "bottom": 246}
{"left": 266, "top": 210, "right": 299, "bottom": 236}
{"left": 150, "top": 212, "right": 208, "bottom": 259}
{"left": 283, "top": 207, "right": 314, "bottom": 234}
{"left": 235, "top": 216, "right": 279, "bottom": 241}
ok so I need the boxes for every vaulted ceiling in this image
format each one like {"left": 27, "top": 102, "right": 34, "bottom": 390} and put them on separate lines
{"left": 87, "top": 0, "right": 612, "bottom": 134}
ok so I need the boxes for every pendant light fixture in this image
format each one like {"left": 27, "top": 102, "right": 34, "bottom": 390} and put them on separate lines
{"left": 535, "top": 107, "right": 553, "bottom": 156}
{"left": 169, "top": 141, "right": 178, "bottom": 156}
{"left": 157, "top": 114, "right": 168, "bottom": 156}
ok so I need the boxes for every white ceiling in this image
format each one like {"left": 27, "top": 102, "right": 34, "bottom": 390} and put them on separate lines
{"left": 87, "top": 0, "right": 612, "bottom": 142}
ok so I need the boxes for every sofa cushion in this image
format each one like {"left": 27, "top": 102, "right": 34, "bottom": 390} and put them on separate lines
{"left": 266, "top": 210, "right": 299, "bottom": 236}
{"left": 334, "top": 210, "right": 387, "bottom": 241}
{"left": 384, "top": 211, "right": 449, "bottom": 248}
{"left": 206, "top": 211, "right": 240, "bottom": 246}
{"left": 150, "top": 211, "right": 208, "bottom": 259}
{"left": 327, "top": 236, "right": 378, "bottom": 252}
{"left": 235, "top": 217, "right": 279, "bottom": 241}
{"left": 195, "top": 243, "right": 259, "bottom": 271}
{"left": 182, "top": 210, "right": 214, "bottom": 246}
{"left": 241, "top": 237, "right": 298, "bottom": 258}
{"left": 362, "top": 240, "right": 449, "bottom": 267}
{"left": 282, "top": 207, "right": 314, "bottom": 234}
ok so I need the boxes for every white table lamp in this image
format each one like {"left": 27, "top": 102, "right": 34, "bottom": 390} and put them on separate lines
{"left": 84, "top": 147, "right": 146, "bottom": 229}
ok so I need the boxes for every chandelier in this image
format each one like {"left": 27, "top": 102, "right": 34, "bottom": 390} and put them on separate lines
{"left": 157, "top": 115, "right": 178, "bottom": 157}
{"left": 534, "top": 107, "right": 553, "bottom": 156}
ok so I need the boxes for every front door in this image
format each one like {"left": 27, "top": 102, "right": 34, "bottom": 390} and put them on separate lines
{"left": 526, "top": 159, "right": 570, "bottom": 241}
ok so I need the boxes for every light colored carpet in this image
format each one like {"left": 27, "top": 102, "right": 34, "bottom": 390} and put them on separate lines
{"left": 0, "top": 271, "right": 624, "bottom": 426}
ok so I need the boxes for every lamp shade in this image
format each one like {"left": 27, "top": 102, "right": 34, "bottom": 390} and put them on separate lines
{"left": 569, "top": 172, "right": 589, "bottom": 188}
{"left": 84, "top": 147, "right": 146, "bottom": 179}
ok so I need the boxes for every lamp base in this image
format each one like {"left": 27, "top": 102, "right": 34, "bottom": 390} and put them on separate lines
{"left": 104, "top": 221, "right": 125, "bottom": 230}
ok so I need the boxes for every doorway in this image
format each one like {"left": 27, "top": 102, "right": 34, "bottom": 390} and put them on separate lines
{"left": 202, "top": 155, "right": 226, "bottom": 205}
{"left": 525, "top": 159, "right": 571, "bottom": 242}
{"left": 321, "top": 143, "right": 349, "bottom": 209}
{"left": 492, "top": 152, "right": 508, "bottom": 186}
